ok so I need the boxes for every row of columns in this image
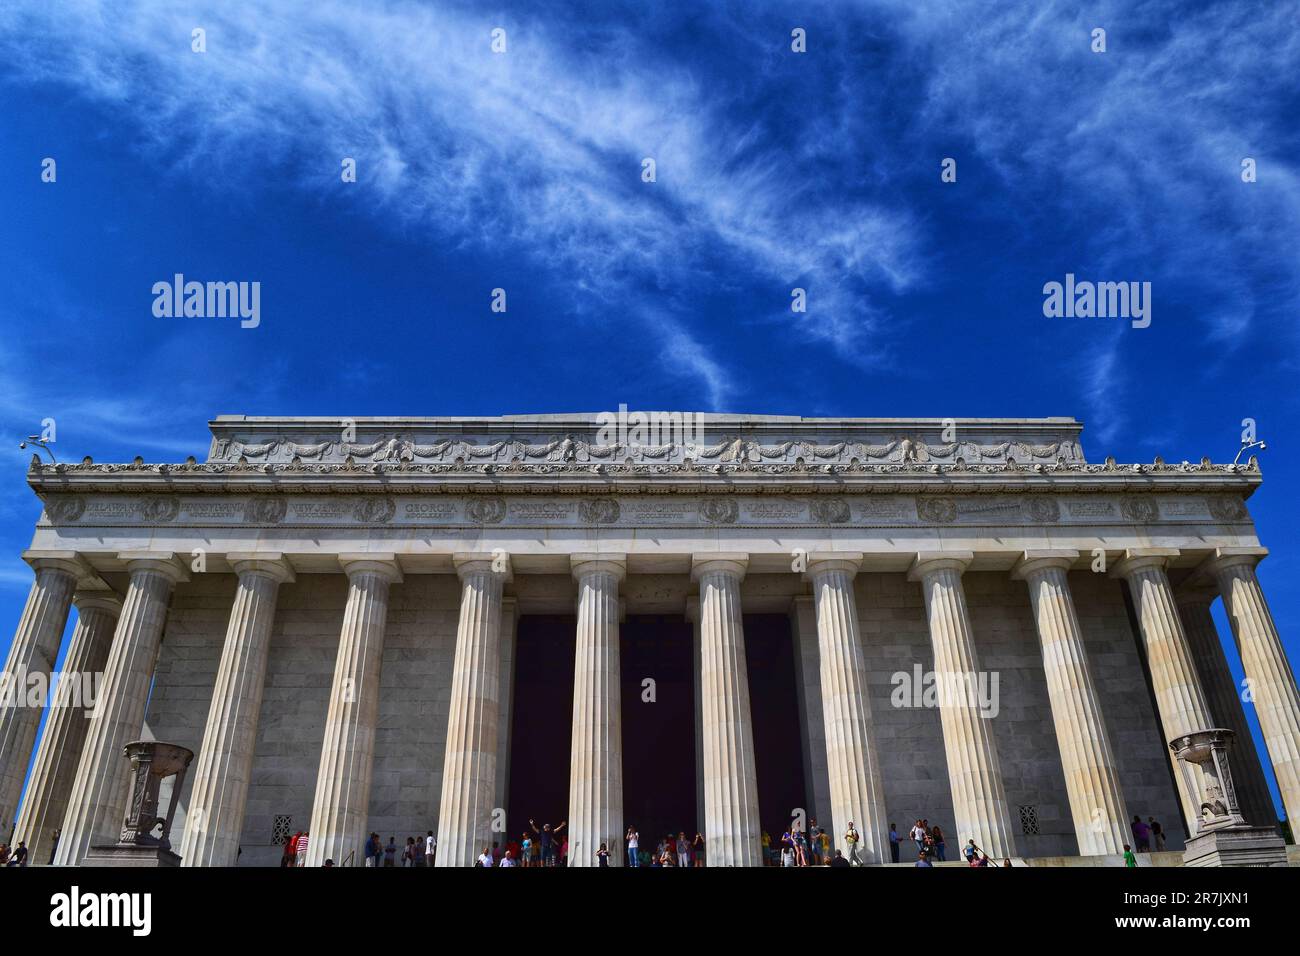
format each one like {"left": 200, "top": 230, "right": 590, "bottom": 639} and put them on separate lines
{"left": 1, "top": 545, "right": 1296, "bottom": 865}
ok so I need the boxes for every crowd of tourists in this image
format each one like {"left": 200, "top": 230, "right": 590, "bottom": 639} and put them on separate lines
{"left": 273, "top": 811, "right": 1171, "bottom": 867}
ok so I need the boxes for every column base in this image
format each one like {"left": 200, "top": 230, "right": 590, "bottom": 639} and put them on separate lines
{"left": 1183, "top": 826, "right": 1289, "bottom": 867}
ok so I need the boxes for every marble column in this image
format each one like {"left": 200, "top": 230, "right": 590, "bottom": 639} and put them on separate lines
{"left": 1174, "top": 584, "right": 1277, "bottom": 830}
{"left": 435, "top": 553, "right": 510, "bottom": 867}
{"left": 692, "top": 554, "right": 762, "bottom": 866}
{"left": 686, "top": 597, "right": 706, "bottom": 839}
{"left": 1012, "top": 551, "right": 1129, "bottom": 855}
{"left": 909, "top": 552, "right": 1018, "bottom": 858}
{"left": 806, "top": 554, "right": 888, "bottom": 863}
{"left": 0, "top": 554, "right": 85, "bottom": 836}
{"left": 304, "top": 555, "right": 401, "bottom": 867}
{"left": 11, "top": 591, "right": 120, "bottom": 865}
{"left": 788, "top": 596, "right": 832, "bottom": 831}
{"left": 1207, "top": 547, "right": 1300, "bottom": 830}
{"left": 566, "top": 555, "right": 625, "bottom": 867}
{"left": 1112, "top": 548, "right": 1214, "bottom": 828}
{"left": 54, "top": 553, "right": 189, "bottom": 866}
{"left": 181, "top": 554, "right": 294, "bottom": 867}
{"left": 493, "top": 598, "right": 518, "bottom": 822}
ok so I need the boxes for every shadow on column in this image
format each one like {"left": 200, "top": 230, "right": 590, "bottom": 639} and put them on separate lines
{"left": 621, "top": 615, "right": 696, "bottom": 852}
{"left": 744, "top": 614, "right": 808, "bottom": 847}
{"left": 506, "top": 615, "right": 575, "bottom": 849}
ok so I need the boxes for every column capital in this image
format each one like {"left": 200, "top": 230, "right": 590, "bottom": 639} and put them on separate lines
{"left": 1011, "top": 549, "right": 1080, "bottom": 581}
{"left": 1110, "top": 547, "right": 1180, "bottom": 580}
{"left": 571, "top": 553, "right": 627, "bottom": 582}
{"left": 691, "top": 553, "right": 748, "bottom": 582}
{"left": 22, "top": 549, "right": 95, "bottom": 581}
{"left": 453, "top": 551, "right": 511, "bottom": 582}
{"left": 805, "top": 552, "right": 863, "bottom": 579}
{"left": 72, "top": 591, "right": 124, "bottom": 617}
{"left": 339, "top": 553, "right": 403, "bottom": 583}
{"left": 1201, "top": 546, "right": 1268, "bottom": 577}
{"left": 228, "top": 552, "right": 297, "bottom": 585}
{"left": 907, "top": 550, "right": 974, "bottom": 581}
{"left": 117, "top": 551, "right": 190, "bottom": 584}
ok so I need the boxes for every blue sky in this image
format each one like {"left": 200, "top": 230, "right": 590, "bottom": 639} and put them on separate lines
{"left": 1, "top": 1, "right": 1298, "bottom": 818}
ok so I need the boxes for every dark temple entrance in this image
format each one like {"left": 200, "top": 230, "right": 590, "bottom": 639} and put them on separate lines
{"left": 745, "top": 614, "right": 808, "bottom": 843}
{"left": 621, "top": 615, "right": 697, "bottom": 854}
{"left": 505, "top": 611, "right": 806, "bottom": 862}
{"left": 506, "top": 615, "right": 575, "bottom": 847}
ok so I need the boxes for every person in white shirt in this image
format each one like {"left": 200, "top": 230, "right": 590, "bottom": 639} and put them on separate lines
{"left": 477, "top": 847, "right": 494, "bottom": 867}
{"left": 499, "top": 851, "right": 516, "bottom": 867}
{"left": 425, "top": 831, "right": 435, "bottom": 867}
{"left": 626, "top": 826, "right": 639, "bottom": 867}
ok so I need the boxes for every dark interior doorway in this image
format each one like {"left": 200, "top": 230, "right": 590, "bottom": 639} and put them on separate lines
{"left": 744, "top": 614, "right": 808, "bottom": 840}
{"left": 621, "top": 615, "right": 697, "bottom": 850}
{"left": 506, "top": 615, "right": 575, "bottom": 844}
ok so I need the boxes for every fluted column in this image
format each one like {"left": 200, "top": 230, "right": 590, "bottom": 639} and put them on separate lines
{"left": 1174, "top": 585, "right": 1277, "bottom": 829}
{"left": 1207, "top": 547, "right": 1300, "bottom": 829}
{"left": 12, "top": 592, "right": 120, "bottom": 864}
{"left": 304, "top": 555, "right": 401, "bottom": 866}
{"left": 181, "top": 554, "right": 294, "bottom": 867}
{"left": 435, "top": 552, "right": 510, "bottom": 867}
{"left": 692, "top": 554, "right": 761, "bottom": 866}
{"left": 1013, "top": 551, "right": 1129, "bottom": 855}
{"left": 909, "top": 552, "right": 1017, "bottom": 858}
{"left": 567, "top": 555, "right": 625, "bottom": 867}
{"left": 1113, "top": 549, "right": 1215, "bottom": 827}
{"left": 494, "top": 598, "right": 518, "bottom": 819}
{"left": 687, "top": 597, "right": 706, "bottom": 835}
{"left": 55, "top": 553, "right": 189, "bottom": 865}
{"left": 0, "top": 552, "right": 82, "bottom": 834}
{"left": 806, "top": 554, "right": 888, "bottom": 863}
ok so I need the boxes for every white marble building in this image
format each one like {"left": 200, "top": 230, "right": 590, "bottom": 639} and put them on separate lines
{"left": 1, "top": 413, "right": 1296, "bottom": 866}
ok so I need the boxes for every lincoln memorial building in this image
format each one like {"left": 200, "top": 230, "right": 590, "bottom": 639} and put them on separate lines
{"left": 1, "top": 413, "right": 1296, "bottom": 867}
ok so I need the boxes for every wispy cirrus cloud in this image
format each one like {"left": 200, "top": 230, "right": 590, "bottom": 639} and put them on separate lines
{"left": 0, "top": 0, "right": 922, "bottom": 395}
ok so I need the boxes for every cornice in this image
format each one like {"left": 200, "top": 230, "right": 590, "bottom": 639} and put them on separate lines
{"left": 25, "top": 456, "right": 1262, "bottom": 497}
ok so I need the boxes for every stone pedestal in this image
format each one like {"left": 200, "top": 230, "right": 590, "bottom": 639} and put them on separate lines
{"left": 83, "top": 740, "right": 194, "bottom": 868}
{"left": 1013, "top": 552, "right": 1129, "bottom": 855}
{"left": 1171, "top": 728, "right": 1288, "bottom": 867}
{"left": 692, "top": 555, "right": 762, "bottom": 867}
{"left": 180, "top": 555, "right": 294, "bottom": 867}
{"left": 12, "top": 592, "right": 121, "bottom": 865}
{"left": 54, "top": 554, "right": 189, "bottom": 866}
{"left": 566, "top": 555, "right": 625, "bottom": 867}
{"left": 807, "top": 554, "right": 888, "bottom": 863}
{"left": 435, "top": 553, "right": 510, "bottom": 867}
{"left": 910, "top": 552, "right": 1018, "bottom": 858}
{"left": 0, "top": 554, "right": 82, "bottom": 833}
{"left": 304, "top": 555, "right": 401, "bottom": 867}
